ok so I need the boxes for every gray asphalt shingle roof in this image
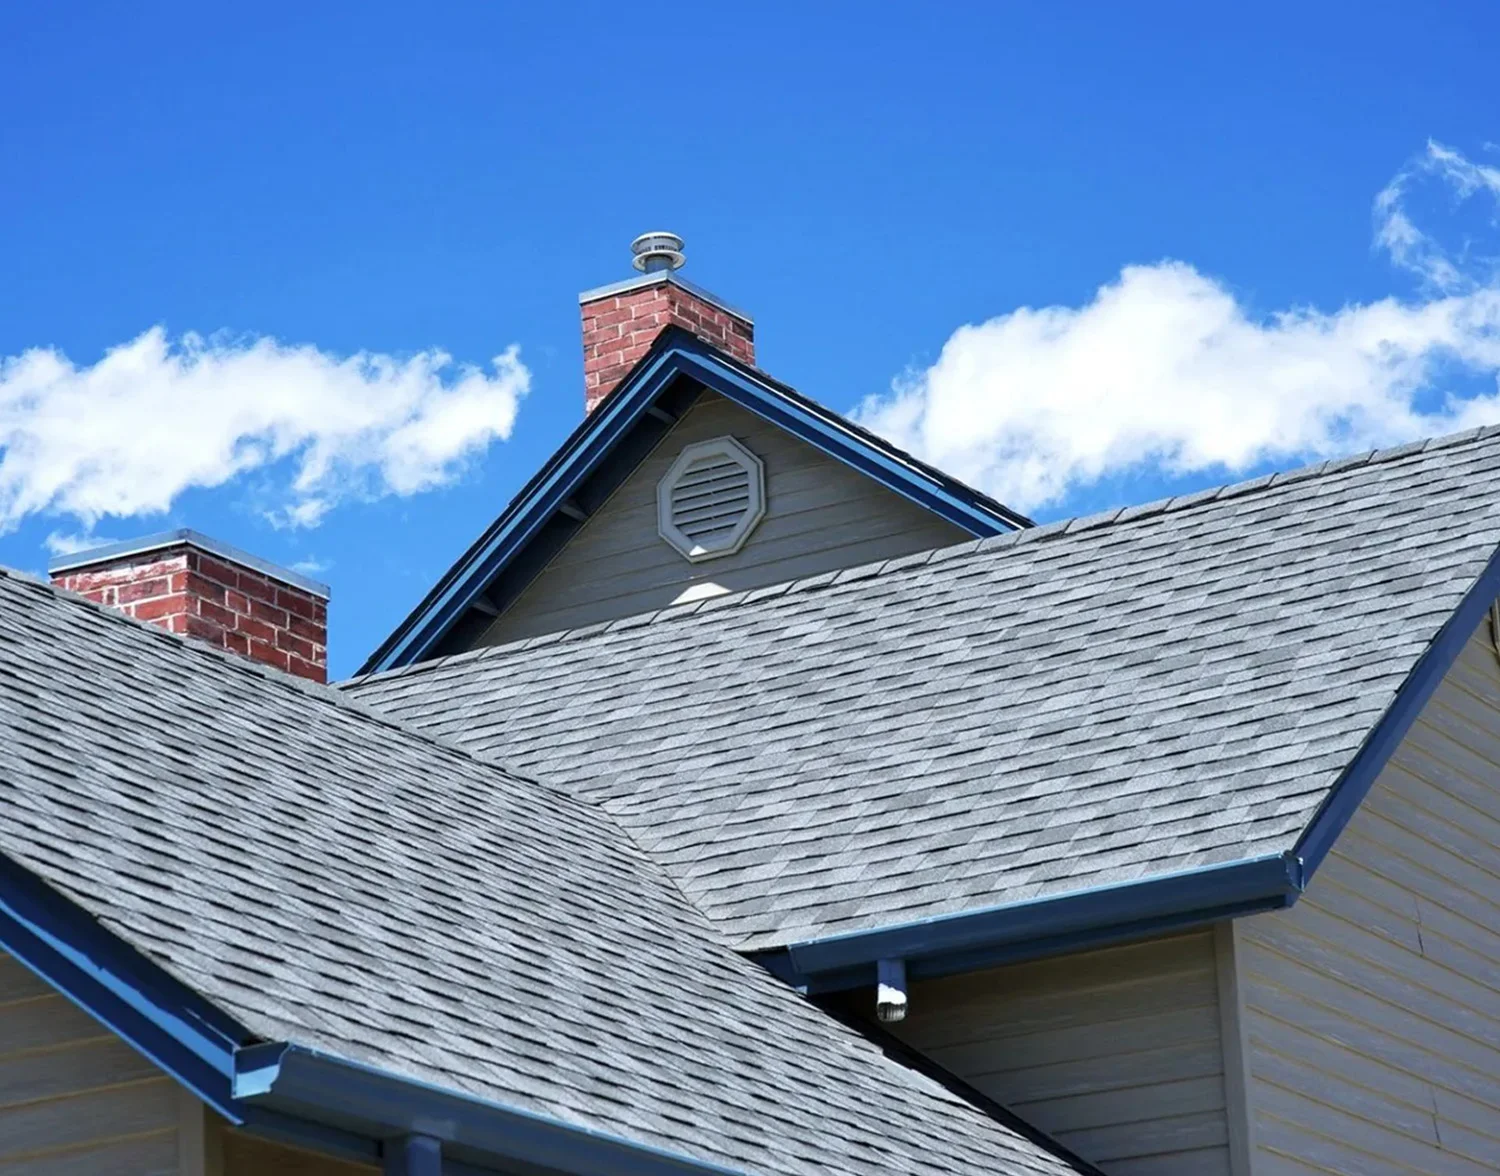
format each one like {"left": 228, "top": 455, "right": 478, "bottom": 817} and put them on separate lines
{"left": 346, "top": 427, "right": 1500, "bottom": 951}
{"left": 0, "top": 569, "right": 1087, "bottom": 1175}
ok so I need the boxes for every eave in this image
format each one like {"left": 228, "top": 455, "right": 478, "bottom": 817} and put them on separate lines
{"left": 750, "top": 538, "right": 1500, "bottom": 994}
{"left": 0, "top": 851, "right": 746, "bottom": 1176}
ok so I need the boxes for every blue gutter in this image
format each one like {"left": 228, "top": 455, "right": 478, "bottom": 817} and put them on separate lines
{"left": 0, "top": 853, "right": 248, "bottom": 1118}
{"left": 758, "top": 541, "right": 1500, "bottom": 994}
{"left": 755, "top": 852, "right": 1305, "bottom": 993}
{"left": 235, "top": 1043, "right": 749, "bottom": 1176}
{"left": 0, "top": 851, "right": 745, "bottom": 1176}
{"left": 360, "top": 331, "right": 1025, "bottom": 674}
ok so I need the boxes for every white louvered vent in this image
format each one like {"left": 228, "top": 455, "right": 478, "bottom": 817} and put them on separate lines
{"left": 657, "top": 437, "right": 766, "bottom": 562}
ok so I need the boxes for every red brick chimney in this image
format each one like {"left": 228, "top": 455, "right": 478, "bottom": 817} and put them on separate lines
{"left": 580, "top": 232, "right": 753, "bottom": 413}
{"left": 50, "top": 530, "right": 330, "bottom": 682}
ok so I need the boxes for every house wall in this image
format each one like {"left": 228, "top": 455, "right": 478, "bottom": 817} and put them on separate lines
{"left": 889, "top": 931, "right": 1234, "bottom": 1176}
{"left": 1235, "top": 621, "right": 1500, "bottom": 1174}
{"left": 216, "top": 1123, "right": 378, "bottom": 1175}
{"left": 0, "top": 950, "right": 181, "bottom": 1173}
{"left": 481, "top": 390, "right": 969, "bottom": 644}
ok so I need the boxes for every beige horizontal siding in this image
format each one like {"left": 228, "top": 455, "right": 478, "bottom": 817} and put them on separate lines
{"left": 1238, "top": 622, "right": 1500, "bottom": 1175}
{"left": 0, "top": 951, "right": 178, "bottom": 1173}
{"left": 483, "top": 391, "right": 967, "bottom": 644}
{"left": 218, "top": 1127, "right": 377, "bottom": 1175}
{"left": 891, "top": 931, "right": 1232, "bottom": 1174}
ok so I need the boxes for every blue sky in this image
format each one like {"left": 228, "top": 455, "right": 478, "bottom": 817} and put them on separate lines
{"left": 3, "top": 3, "right": 1499, "bottom": 676}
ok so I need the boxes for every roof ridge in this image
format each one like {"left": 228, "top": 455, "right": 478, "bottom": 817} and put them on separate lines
{"left": 4, "top": 566, "right": 586, "bottom": 808}
{"left": 341, "top": 421, "right": 1500, "bottom": 687}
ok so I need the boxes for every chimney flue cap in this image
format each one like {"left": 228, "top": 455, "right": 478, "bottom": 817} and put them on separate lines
{"left": 631, "top": 231, "right": 686, "bottom": 273}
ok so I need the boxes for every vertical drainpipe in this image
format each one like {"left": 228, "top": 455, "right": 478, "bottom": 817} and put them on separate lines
{"left": 384, "top": 1134, "right": 442, "bottom": 1175}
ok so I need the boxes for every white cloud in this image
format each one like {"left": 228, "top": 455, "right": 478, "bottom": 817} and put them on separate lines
{"left": 43, "top": 530, "right": 115, "bottom": 557}
{"left": 0, "top": 329, "right": 528, "bottom": 535}
{"left": 289, "top": 557, "right": 331, "bottom": 576}
{"left": 857, "top": 142, "right": 1500, "bottom": 514}
{"left": 1375, "top": 139, "right": 1500, "bottom": 291}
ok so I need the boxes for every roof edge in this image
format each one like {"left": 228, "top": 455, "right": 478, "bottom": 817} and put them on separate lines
{"left": 0, "top": 843, "right": 745, "bottom": 1175}
{"left": 752, "top": 852, "right": 1304, "bottom": 992}
{"left": 1294, "top": 537, "right": 1500, "bottom": 873}
{"left": 358, "top": 329, "right": 1025, "bottom": 675}
{"left": 0, "top": 850, "right": 251, "bottom": 1120}
{"left": 819, "top": 1003, "right": 1109, "bottom": 1176}
{"left": 237, "top": 1042, "right": 750, "bottom": 1176}
{"left": 351, "top": 421, "right": 1500, "bottom": 691}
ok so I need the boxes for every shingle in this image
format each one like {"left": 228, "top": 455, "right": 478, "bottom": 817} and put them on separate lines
{"left": 0, "top": 572, "right": 1085, "bottom": 1176}
{"left": 349, "top": 426, "right": 1500, "bottom": 952}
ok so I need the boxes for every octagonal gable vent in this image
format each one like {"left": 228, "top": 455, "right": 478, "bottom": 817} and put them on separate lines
{"left": 657, "top": 437, "right": 766, "bottom": 562}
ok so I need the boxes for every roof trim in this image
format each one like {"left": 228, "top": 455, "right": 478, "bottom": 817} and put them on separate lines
{"left": 236, "top": 1042, "right": 750, "bottom": 1176}
{"left": 359, "top": 329, "right": 1027, "bottom": 674}
{"left": 752, "top": 538, "right": 1500, "bottom": 992}
{"left": 1294, "top": 538, "right": 1500, "bottom": 873}
{"left": 48, "top": 527, "right": 331, "bottom": 599}
{"left": 752, "top": 852, "right": 1305, "bottom": 993}
{"left": 0, "top": 851, "right": 250, "bottom": 1118}
{"left": 0, "top": 848, "right": 746, "bottom": 1175}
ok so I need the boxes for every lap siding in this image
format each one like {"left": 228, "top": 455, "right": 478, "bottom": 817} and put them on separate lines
{"left": 1237, "top": 622, "right": 1500, "bottom": 1174}
{"left": 892, "top": 930, "right": 1232, "bottom": 1175}
{"left": 0, "top": 951, "right": 178, "bottom": 1174}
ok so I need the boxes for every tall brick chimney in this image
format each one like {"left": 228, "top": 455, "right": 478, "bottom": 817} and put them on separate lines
{"left": 580, "top": 232, "right": 753, "bottom": 413}
{"left": 50, "top": 529, "right": 330, "bottom": 682}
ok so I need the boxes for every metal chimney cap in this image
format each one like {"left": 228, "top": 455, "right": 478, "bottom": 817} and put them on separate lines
{"left": 631, "top": 231, "right": 686, "bottom": 273}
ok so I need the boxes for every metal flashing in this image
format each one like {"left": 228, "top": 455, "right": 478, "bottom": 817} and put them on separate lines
{"left": 578, "top": 270, "right": 754, "bottom": 325}
{"left": 48, "top": 528, "right": 331, "bottom": 599}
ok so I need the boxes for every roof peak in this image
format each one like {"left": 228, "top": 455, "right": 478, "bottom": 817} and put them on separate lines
{"left": 344, "top": 421, "right": 1500, "bottom": 688}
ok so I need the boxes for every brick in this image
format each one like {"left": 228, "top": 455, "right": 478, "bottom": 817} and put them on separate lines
{"left": 285, "top": 653, "right": 324, "bottom": 682}
{"left": 182, "top": 615, "right": 222, "bottom": 643}
{"left": 194, "top": 556, "right": 243, "bottom": 589}
{"left": 131, "top": 594, "right": 190, "bottom": 622}
{"left": 236, "top": 571, "right": 278, "bottom": 604}
{"left": 274, "top": 628, "right": 318, "bottom": 660}
{"left": 115, "top": 576, "right": 172, "bottom": 604}
{"left": 236, "top": 614, "right": 278, "bottom": 645}
{"left": 579, "top": 278, "right": 754, "bottom": 412}
{"left": 288, "top": 614, "right": 326, "bottom": 645}
{"left": 247, "top": 638, "right": 290, "bottom": 671}
{"left": 197, "top": 599, "right": 238, "bottom": 630}
{"left": 248, "top": 598, "right": 289, "bottom": 628}
{"left": 184, "top": 572, "right": 227, "bottom": 605}
{"left": 275, "top": 587, "right": 318, "bottom": 621}
{"left": 48, "top": 535, "right": 329, "bottom": 679}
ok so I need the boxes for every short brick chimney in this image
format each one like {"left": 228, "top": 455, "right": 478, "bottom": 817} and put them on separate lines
{"left": 580, "top": 232, "right": 753, "bottom": 413}
{"left": 50, "top": 529, "right": 330, "bottom": 682}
